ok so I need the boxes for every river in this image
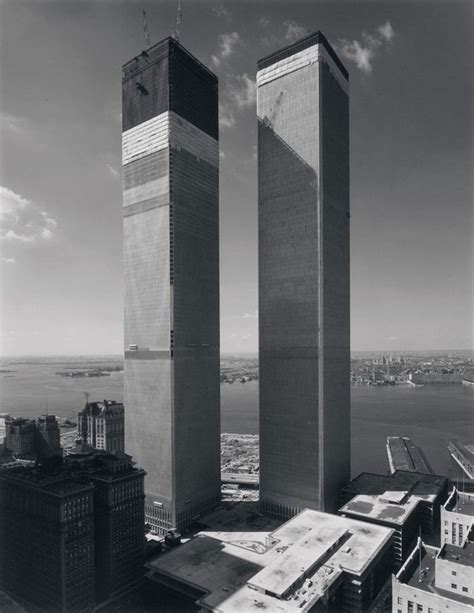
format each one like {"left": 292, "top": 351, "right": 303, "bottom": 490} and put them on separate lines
{"left": 1, "top": 356, "right": 472, "bottom": 478}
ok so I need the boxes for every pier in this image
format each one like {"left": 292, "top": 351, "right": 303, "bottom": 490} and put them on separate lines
{"left": 386, "top": 436, "right": 434, "bottom": 475}
{"left": 448, "top": 440, "right": 474, "bottom": 480}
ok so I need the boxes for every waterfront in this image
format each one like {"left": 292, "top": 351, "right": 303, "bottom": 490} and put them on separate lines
{"left": 0, "top": 356, "right": 472, "bottom": 478}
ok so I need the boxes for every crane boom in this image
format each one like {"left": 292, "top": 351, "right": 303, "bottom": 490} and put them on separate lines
{"left": 172, "top": 0, "right": 182, "bottom": 41}
{"left": 143, "top": 9, "right": 151, "bottom": 48}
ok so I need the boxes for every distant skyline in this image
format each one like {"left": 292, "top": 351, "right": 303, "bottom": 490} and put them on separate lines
{"left": 0, "top": 0, "right": 472, "bottom": 355}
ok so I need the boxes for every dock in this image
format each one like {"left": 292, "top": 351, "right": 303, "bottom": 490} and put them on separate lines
{"left": 386, "top": 436, "right": 434, "bottom": 475}
{"left": 448, "top": 440, "right": 474, "bottom": 480}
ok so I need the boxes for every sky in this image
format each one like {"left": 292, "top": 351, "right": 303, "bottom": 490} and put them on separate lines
{"left": 0, "top": 0, "right": 472, "bottom": 356}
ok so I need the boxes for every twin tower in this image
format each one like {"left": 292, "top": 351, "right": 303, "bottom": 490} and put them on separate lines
{"left": 122, "top": 32, "right": 350, "bottom": 534}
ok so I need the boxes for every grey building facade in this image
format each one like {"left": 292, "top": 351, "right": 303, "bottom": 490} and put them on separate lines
{"left": 257, "top": 32, "right": 350, "bottom": 517}
{"left": 122, "top": 38, "right": 220, "bottom": 534}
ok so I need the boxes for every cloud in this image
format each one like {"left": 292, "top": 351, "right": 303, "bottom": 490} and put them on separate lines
{"left": 260, "top": 17, "right": 270, "bottom": 27}
{"left": 338, "top": 21, "right": 395, "bottom": 73}
{"left": 378, "top": 21, "right": 395, "bottom": 41}
{"left": 212, "top": 5, "right": 231, "bottom": 19}
{"left": 219, "top": 101, "right": 236, "bottom": 129}
{"left": 219, "top": 73, "right": 256, "bottom": 129}
{"left": 219, "top": 151, "right": 226, "bottom": 160}
{"left": 284, "top": 20, "right": 307, "bottom": 42}
{"left": 0, "top": 186, "right": 57, "bottom": 243}
{"left": 227, "top": 73, "right": 256, "bottom": 109}
{"left": 211, "top": 31, "right": 240, "bottom": 66}
{"left": 0, "top": 257, "right": 15, "bottom": 264}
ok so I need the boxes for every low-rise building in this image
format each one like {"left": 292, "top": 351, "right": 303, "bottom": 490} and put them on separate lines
{"left": 392, "top": 538, "right": 474, "bottom": 612}
{"left": 147, "top": 506, "right": 395, "bottom": 612}
{"left": 77, "top": 400, "right": 124, "bottom": 453}
{"left": 441, "top": 487, "right": 474, "bottom": 546}
{"left": 339, "top": 489, "right": 419, "bottom": 566}
{"left": 341, "top": 471, "right": 448, "bottom": 549}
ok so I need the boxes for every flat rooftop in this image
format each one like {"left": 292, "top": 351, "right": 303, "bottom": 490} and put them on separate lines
{"left": 147, "top": 505, "right": 393, "bottom": 612}
{"left": 387, "top": 437, "right": 434, "bottom": 474}
{"left": 340, "top": 491, "right": 419, "bottom": 526}
{"left": 439, "top": 542, "right": 474, "bottom": 568}
{"left": 257, "top": 31, "right": 348, "bottom": 79}
{"left": 445, "top": 490, "right": 474, "bottom": 517}
{"left": 344, "top": 470, "right": 446, "bottom": 503}
{"left": 398, "top": 543, "right": 474, "bottom": 606}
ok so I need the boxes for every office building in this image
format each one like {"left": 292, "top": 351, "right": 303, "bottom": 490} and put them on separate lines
{"left": 0, "top": 449, "right": 145, "bottom": 611}
{"left": 0, "top": 464, "right": 96, "bottom": 611}
{"left": 77, "top": 400, "right": 124, "bottom": 453}
{"left": 67, "top": 446, "right": 146, "bottom": 605}
{"left": 0, "top": 414, "right": 9, "bottom": 442}
{"left": 392, "top": 538, "right": 474, "bottom": 613}
{"left": 441, "top": 487, "right": 474, "bottom": 546}
{"left": 122, "top": 37, "right": 220, "bottom": 534}
{"left": 36, "top": 414, "right": 61, "bottom": 454}
{"left": 257, "top": 31, "right": 350, "bottom": 517}
{"left": 4, "top": 418, "right": 37, "bottom": 458}
{"left": 147, "top": 507, "right": 394, "bottom": 612}
{"left": 342, "top": 471, "right": 448, "bottom": 541}
{"left": 4, "top": 415, "right": 62, "bottom": 460}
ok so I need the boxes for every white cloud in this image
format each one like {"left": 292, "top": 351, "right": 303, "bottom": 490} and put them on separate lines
{"left": 0, "top": 257, "right": 15, "bottom": 264}
{"left": 260, "top": 17, "right": 270, "bottom": 27}
{"left": 284, "top": 20, "right": 307, "bottom": 42}
{"left": 219, "top": 101, "right": 236, "bottom": 129}
{"left": 219, "top": 73, "right": 256, "bottom": 129}
{"left": 211, "top": 31, "right": 240, "bottom": 66}
{"left": 338, "top": 21, "right": 395, "bottom": 73}
{"left": 212, "top": 5, "right": 231, "bottom": 19}
{"left": 227, "top": 73, "right": 256, "bottom": 109}
{"left": 219, "top": 150, "right": 226, "bottom": 159}
{"left": 0, "top": 186, "right": 57, "bottom": 243}
{"left": 378, "top": 21, "right": 395, "bottom": 41}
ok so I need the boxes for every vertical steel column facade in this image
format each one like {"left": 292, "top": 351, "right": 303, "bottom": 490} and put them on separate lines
{"left": 257, "top": 32, "right": 350, "bottom": 517}
{"left": 122, "top": 38, "right": 220, "bottom": 534}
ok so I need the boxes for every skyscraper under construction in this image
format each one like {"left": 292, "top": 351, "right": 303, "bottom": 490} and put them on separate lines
{"left": 257, "top": 32, "right": 350, "bottom": 517}
{"left": 122, "top": 37, "right": 220, "bottom": 534}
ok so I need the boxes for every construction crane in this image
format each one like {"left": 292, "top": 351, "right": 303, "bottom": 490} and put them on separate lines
{"left": 172, "top": 0, "right": 182, "bottom": 41}
{"left": 142, "top": 9, "right": 151, "bottom": 48}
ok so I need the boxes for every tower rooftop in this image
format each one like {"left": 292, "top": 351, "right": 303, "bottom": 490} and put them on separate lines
{"left": 257, "top": 30, "right": 348, "bottom": 79}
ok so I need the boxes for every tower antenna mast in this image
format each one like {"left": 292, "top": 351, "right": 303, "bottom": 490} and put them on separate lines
{"left": 143, "top": 9, "right": 151, "bottom": 48}
{"left": 172, "top": 0, "right": 182, "bottom": 41}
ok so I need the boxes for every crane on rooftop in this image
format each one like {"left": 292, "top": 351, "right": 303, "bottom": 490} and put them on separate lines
{"left": 172, "top": 0, "right": 182, "bottom": 42}
{"left": 142, "top": 9, "right": 151, "bottom": 48}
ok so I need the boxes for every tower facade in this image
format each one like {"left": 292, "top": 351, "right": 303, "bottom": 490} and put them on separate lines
{"left": 122, "top": 38, "right": 220, "bottom": 534}
{"left": 257, "top": 32, "right": 350, "bottom": 517}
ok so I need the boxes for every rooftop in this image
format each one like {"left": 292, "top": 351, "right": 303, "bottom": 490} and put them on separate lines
{"left": 344, "top": 470, "right": 446, "bottom": 503}
{"left": 340, "top": 491, "right": 419, "bottom": 526}
{"left": 397, "top": 541, "right": 474, "bottom": 606}
{"left": 122, "top": 36, "right": 217, "bottom": 82}
{"left": 257, "top": 31, "right": 348, "bottom": 79}
{"left": 439, "top": 542, "right": 474, "bottom": 568}
{"left": 444, "top": 488, "right": 474, "bottom": 517}
{"left": 147, "top": 505, "right": 393, "bottom": 612}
